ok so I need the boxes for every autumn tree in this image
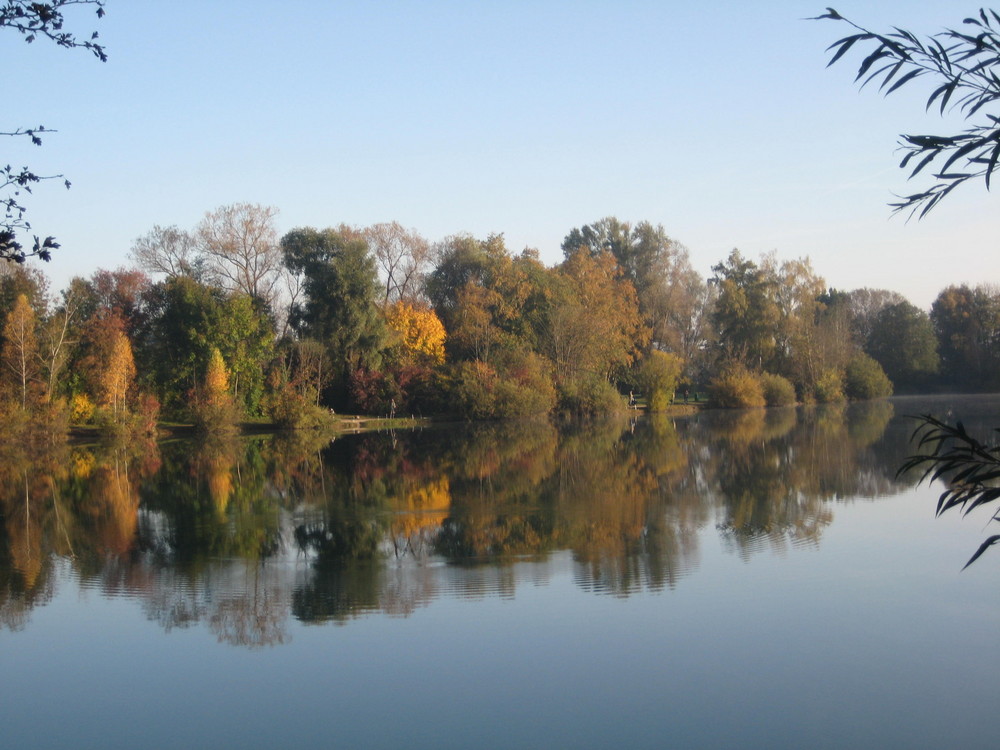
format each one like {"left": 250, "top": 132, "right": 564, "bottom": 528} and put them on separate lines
{"left": 104, "top": 329, "right": 135, "bottom": 419}
{"left": 191, "top": 347, "right": 238, "bottom": 432}
{"left": 422, "top": 234, "right": 560, "bottom": 417}
{"left": 562, "top": 217, "right": 704, "bottom": 356}
{"left": 636, "top": 350, "right": 683, "bottom": 411}
{"left": 384, "top": 300, "right": 446, "bottom": 365}
{"left": 552, "top": 248, "right": 648, "bottom": 385}
{"left": 81, "top": 316, "right": 136, "bottom": 422}
{"left": 278, "top": 338, "right": 331, "bottom": 406}
{"left": 1, "top": 293, "right": 39, "bottom": 408}
{"left": 425, "top": 233, "right": 538, "bottom": 352}
{"left": 931, "top": 284, "right": 1000, "bottom": 391}
{"left": 449, "top": 281, "right": 504, "bottom": 363}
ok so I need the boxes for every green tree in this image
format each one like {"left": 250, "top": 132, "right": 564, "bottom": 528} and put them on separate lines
{"left": 281, "top": 227, "right": 386, "bottom": 408}
{"left": 866, "top": 301, "right": 939, "bottom": 391}
{"left": 137, "top": 276, "right": 273, "bottom": 416}
{"left": 817, "top": 7, "right": 1000, "bottom": 217}
{"left": 425, "top": 233, "right": 537, "bottom": 356}
{"left": 931, "top": 284, "right": 1000, "bottom": 391}
{"left": 709, "top": 250, "right": 780, "bottom": 370}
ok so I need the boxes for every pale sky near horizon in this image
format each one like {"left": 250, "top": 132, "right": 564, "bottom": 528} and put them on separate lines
{"left": 6, "top": 0, "right": 997, "bottom": 310}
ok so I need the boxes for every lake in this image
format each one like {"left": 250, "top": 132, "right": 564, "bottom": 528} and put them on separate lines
{"left": 1, "top": 395, "right": 997, "bottom": 749}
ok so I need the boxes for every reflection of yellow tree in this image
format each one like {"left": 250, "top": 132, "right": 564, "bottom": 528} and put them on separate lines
{"left": 204, "top": 449, "right": 235, "bottom": 518}
{"left": 68, "top": 439, "right": 161, "bottom": 564}
{"left": 0, "top": 434, "right": 70, "bottom": 626}
{"left": 848, "top": 400, "right": 895, "bottom": 447}
{"left": 190, "top": 434, "right": 242, "bottom": 515}
{"left": 5, "top": 473, "right": 44, "bottom": 589}
{"left": 86, "top": 455, "right": 141, "bottom": 557}
{"left": 389, "top": 476, "right": 451, "bottom": 556}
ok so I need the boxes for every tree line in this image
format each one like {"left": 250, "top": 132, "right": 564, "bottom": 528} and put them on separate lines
{"left": 0, "top": 204, "right": 994, "bottom": 431}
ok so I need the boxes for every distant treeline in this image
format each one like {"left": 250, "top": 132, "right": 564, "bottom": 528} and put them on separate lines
{"left": 0, "top": 205, "right": 994, "bottom": 429}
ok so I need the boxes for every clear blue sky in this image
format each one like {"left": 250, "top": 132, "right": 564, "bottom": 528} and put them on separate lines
{"left": 6, "top": 0, "right": 996, "bottom": 309}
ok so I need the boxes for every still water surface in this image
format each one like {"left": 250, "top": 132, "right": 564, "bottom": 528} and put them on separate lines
{"left": 1, "top": 396, "right": 997, "bottom": 749}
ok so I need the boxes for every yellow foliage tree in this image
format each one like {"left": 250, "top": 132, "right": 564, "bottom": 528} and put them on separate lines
{"left": 98, "top": 329, "right": 136, "bottom": 420}
{"left": 1, "top": 293, "right": 40, "bottom": 409}
{"left": 385, "top": 301, "right": 446, "bottom": 364}
{"left": 205, "top": 347, "right": 231, "bottom": 404}
{"left": 194, "top": 348, "right": 238, "bottom": 431}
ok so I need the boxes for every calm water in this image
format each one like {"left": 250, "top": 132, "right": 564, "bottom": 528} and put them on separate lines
{"left": 1, "top": 396, "right": 997, "bottom": 749}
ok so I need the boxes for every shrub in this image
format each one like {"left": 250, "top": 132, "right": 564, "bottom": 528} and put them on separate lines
{"left": 493, "top": 350, "right": 557, "bottom": 418}
{"left": 759, "top": 372, "right": 796, "bottom": 406}
{"left": 814, "top": 368, "right": 846, "bottom": 403}
{"left": 70, "top": 393, "right": 96, "bottom": 423}
{"left": 557, "top": 375, "right": 625, "bottom": 415}
{"left": 637, "top": 350, "right": 684, "bottom": 411}
{"left": 844, "top": 352, "right": 893, "bottom": 400}
{"left": 448, "top": 352, "right": 558, "bottom": 419}
{"left": 452, "top": 361, "right": 498, "bottom": 419}
{"left": 709, "top": 365, "right": 765, "bottom": 408}
{"left": 130, "top": 393, "right": 161, "bottom": 435}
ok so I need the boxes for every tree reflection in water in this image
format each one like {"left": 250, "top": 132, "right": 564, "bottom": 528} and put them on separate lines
{"left": 0, "top": 400, "right": 911, "bottom": 644}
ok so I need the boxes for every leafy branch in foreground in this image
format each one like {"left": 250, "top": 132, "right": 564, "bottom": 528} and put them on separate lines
{"left": 898, "top": 414, "right": 1000, "bottom": 567}
{"left": 815, "top": 7, "right": 1000, "bottom": 218}
{"left": 2, "top": 1, "right": 106, "bottom": 262}
{"left": 1, "top": 0, "right": 106, "bottom": 59}
{"left": 2, "top": 128, "right": 65, "bottom": 262}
